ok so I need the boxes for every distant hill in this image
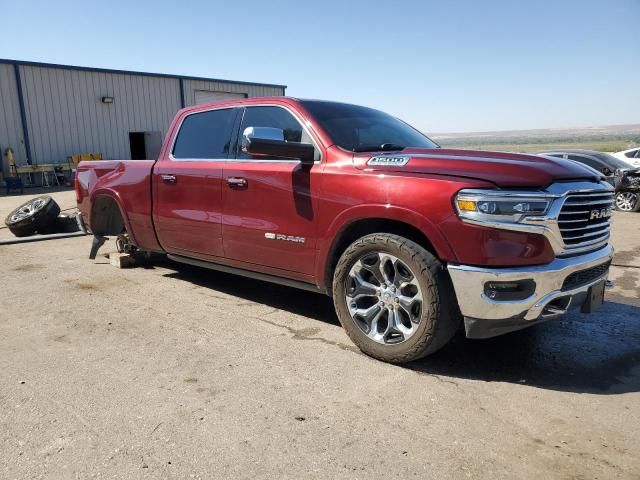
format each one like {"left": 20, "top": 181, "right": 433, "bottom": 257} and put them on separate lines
{"left": 429, "top": 124, "right": 640, "bottom": 153}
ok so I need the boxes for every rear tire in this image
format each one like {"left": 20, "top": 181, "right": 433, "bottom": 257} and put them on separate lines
{"left": 4, "top": 196, "right": 61, "bottom": 237}
{"left": 332, "top": 233, "right": 460, "bottom": 364}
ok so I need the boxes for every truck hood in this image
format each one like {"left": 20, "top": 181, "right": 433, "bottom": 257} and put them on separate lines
{"left": 354, "top": 148, "right": 601, "bottom": 188}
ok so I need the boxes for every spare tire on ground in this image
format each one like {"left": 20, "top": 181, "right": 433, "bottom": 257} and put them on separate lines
{"left": 43, "top": 213, "right": 81, "bottom": 234}
{"left": 4, "top": 196, "right": 61, "bottom": 237}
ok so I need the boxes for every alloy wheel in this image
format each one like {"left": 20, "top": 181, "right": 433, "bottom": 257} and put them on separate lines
{"left": 9, "top": 198, "right": 47, "bottom": 223}
{"left": 616, "top": 192, "right": 637, "bottom": 211}
{"left": 345, "top": 252, "right": 423, "bottom": 345}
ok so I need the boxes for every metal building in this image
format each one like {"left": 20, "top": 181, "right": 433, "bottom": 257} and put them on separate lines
{"left": 0, "top": 59, "right": 286, "bottom": 176}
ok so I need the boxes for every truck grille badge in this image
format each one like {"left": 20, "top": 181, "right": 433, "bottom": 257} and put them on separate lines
{"left": 265, "top": 232, "right": 305, "bottom": 244}
{"left": 589, "top": 208, "right": 612, "bottom": 220}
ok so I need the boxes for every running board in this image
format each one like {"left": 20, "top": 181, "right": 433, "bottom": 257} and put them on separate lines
{"left": 167, "top": 254, "right": 326, "bottom": 294}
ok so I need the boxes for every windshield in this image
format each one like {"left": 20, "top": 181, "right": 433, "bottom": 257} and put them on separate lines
{"left": 300, "top": 100, "right": 439, "bottom": 152}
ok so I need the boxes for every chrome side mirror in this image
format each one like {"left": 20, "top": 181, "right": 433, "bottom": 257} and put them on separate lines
{"left": 242, "top": 127, "right": 284, "bottom": 152}
{"left": 241, "top": 126, "right": 315, "bottom": 166}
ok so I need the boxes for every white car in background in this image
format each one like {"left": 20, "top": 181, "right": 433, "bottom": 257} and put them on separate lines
{"left": 612, "top": 147, "right": 640, "bottom": 167}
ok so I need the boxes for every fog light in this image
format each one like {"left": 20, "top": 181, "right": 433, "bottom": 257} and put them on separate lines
{"left": 484, "top": 280, "right": 536, "bottom": 301}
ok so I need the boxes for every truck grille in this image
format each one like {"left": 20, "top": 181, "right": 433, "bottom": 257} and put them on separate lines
{"left": 561, "top": 261, "right": 610, "bottom": 291}
{"left": 558, "top": 191, "right": 613, "bottom": 253}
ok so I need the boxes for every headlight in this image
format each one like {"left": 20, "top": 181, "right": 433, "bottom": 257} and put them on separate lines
{"left": 455, "top": 190, "right": 551, "bottom": 224}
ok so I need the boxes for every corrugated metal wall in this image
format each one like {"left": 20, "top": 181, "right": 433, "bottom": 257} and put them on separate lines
{"left": 182, "top": 79, "right": 283, "bottom": 107}
{"left": 19, "top": 66, "right": 182, "bottom": 163}
{"left": 0, "top": 64, "right": 27, "bottom": 170}
{"left": 0, "top": 61, "right": 286, "bottom": 165}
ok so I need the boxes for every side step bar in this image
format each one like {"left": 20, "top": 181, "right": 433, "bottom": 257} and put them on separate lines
{"left": 167, "top": 254, "right": 327, "bottom": 295}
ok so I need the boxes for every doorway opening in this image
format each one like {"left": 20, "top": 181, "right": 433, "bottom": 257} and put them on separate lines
{"left": 129, "top": 132, "right": 146, "bottom": 160}
{"left": 129, "top": 132, "right": 163, "bottom": 160}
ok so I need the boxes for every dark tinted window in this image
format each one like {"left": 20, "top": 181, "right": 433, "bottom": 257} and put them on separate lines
{"left": 238, "top": 106, "right": 317, "bottom": 160}
{"left": 624, "top": 148, "right": 640, "bottom": 159}
{"left": 568, "top": 154, "right": 606, "bottom": 173}
{"left": 592, "top": 152, "right": 633, "bottom": 170}
{"left": 172, "top": 108, "right": 236, "bottom": 159}
{"left": 300, "top": 100, "right": 438, "bottom": 152}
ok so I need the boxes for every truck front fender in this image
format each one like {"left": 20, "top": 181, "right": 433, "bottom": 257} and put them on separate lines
{"left": 316, "top": 204, "right": 457, "bottom": 291}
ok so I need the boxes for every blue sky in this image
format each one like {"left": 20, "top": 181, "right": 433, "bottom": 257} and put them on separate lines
{"left": 1, "top": 0, "right": 638, "bottom": 132}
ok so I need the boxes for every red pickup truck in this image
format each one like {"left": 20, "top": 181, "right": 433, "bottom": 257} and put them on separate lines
{"left": 76, "top": 97, "right": 614, "bottom": 363}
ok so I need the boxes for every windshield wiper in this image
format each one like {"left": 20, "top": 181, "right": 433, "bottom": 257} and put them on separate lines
{"left": 353, "top": 143, "right": 405, "bottom": 153}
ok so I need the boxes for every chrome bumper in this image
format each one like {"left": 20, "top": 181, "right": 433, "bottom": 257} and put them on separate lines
{"left": 447, "top": 245, "right": 613, "bottom": 338}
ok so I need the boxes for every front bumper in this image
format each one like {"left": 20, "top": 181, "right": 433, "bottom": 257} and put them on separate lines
{"left": 447, "top": 245, "right": 613, "bottom": 339}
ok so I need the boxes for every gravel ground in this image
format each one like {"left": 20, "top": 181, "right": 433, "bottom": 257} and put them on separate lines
{"left": 0, "top": 189, "right": 639, "bottom": 479}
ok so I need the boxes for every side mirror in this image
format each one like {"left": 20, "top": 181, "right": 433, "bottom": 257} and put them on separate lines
{"left": 602, "top": 167, "right": 613, "bottom": 176}
{"left": 242, "top": 127, "right": 315, "bottom": 166}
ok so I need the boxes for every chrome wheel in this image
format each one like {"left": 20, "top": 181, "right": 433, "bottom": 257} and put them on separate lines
{"left": 616, "top": 192, "right": 637, "bottom": 211}
{"left": 345, "top": 252, "right": 423, "bottom": 345}
{"left": 9, "top": 198, "right": 47, "bottom": 223}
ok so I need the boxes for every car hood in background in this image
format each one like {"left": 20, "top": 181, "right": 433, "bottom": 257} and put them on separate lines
{"left": 354, "top": 148, "right": 601, "bottom": 188}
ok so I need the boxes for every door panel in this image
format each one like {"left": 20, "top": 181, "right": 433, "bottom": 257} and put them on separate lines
{"left": 153, "top": 107, "right": 238, "bottom": 258}
{"left": 222, "top": 161, "right": 321, "bottom": 274}
{"left": 222, "top": 105, "right": 322, "bottom": 275}
{"left": 154, "top": 161, "right": 226, "bottom": 257}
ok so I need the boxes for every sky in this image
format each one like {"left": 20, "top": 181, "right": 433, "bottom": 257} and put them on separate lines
{"left": 1, "top": 0, "right": 638, "bottom": 133}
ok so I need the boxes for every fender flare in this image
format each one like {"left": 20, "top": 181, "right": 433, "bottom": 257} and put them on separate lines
{"left": 315, "top": 204, "right": 457, "bottom": 287}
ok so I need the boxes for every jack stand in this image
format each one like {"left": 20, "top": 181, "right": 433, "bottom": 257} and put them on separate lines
{"left": 89, "top": 235, "right": 107, "bottom": 259}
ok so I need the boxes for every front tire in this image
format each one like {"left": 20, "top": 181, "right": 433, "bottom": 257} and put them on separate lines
{"left": 615, "top": 191, "right": 640, "bottom": 212}
{"left": 332, "top": 234, "right": 460, "bottom": 364}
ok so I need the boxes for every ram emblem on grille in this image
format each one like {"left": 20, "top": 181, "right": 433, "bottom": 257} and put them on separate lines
{"left": 589, "top": 208, "right": 612, "bottom": 220}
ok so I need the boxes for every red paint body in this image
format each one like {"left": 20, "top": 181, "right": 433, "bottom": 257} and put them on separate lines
{"left": 76, "top": 97, "right": 597, "bottom": 291}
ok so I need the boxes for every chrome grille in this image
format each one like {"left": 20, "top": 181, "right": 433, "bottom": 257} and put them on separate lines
{"left": 558, "top": 191, "right": 614, "bottom": 253}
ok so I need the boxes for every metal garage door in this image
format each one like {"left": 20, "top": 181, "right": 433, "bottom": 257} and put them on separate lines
{"left": 194, "top": 90, "right": 247, "bottom": 105}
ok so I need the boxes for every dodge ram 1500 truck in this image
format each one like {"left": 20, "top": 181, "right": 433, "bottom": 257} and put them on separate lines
{"left": 76, "top": 97, "right": 614, "bottom": 363}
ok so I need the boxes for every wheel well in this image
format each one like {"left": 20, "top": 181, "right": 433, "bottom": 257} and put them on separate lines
{"left": 325, "top": 218, "right": 438, "bottom": 292}
{"left": 91, "top": 196, "right": 125, "bottom": 236}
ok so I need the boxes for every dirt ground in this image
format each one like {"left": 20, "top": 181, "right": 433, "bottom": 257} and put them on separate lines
{"left": 1, "top": 188, "right": 639, "bottom": 479}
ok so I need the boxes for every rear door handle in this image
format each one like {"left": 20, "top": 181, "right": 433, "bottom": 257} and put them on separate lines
{"left": 227, "top": 177, "right": 248, "bottom": 189}
{"left": 161, "top": 174, "right": 177, "bottom": 184}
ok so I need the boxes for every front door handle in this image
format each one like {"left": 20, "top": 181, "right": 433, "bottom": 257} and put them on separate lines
{"left": 227, "top": 177, "right": 248, "bottom": 189}
{"left": 161, "top": 174, "right": 177, "bottom": 184}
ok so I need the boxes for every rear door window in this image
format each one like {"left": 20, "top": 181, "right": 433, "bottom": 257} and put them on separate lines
{"left": 172, "top": 108, "right": 236, "bottom": 159}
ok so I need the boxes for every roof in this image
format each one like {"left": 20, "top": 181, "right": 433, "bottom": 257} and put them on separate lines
{"left": 0, "top": 58, "right": 287, "bottom": 90}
